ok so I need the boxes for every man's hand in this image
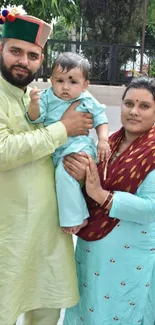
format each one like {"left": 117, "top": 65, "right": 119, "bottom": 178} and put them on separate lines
{"left": 63, "top": 152, "right": 89, "bottom": 181}
{"left": 61, "top": 101, "right": 93, "bottom": 136}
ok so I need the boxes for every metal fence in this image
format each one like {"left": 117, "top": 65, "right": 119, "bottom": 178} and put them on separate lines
{"left": 36, "top": 39, "right": 155, "bottom": 85}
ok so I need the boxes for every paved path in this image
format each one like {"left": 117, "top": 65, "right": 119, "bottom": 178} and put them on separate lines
{"left": 90, "top": 105, "right": 121, "bottom": 143}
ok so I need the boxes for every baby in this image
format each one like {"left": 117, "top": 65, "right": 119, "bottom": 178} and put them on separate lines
{"left": 27, "top": 52, "right": 110, "bottom": 234}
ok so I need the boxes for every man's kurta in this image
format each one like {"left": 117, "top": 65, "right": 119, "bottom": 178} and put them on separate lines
{"left": 0, "top": 77, "right": 79, "bottom": 325}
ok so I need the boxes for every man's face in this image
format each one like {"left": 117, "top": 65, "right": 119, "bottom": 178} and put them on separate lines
{"left": 0, "top": 39, "right": 44, "bottom": 88}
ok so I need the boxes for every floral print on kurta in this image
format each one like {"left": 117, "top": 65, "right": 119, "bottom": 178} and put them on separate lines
{"left": 64, "top": 170, "right": 155, "bottom": 325}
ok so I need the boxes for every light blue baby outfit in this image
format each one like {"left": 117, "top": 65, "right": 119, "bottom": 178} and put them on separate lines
{"left": 64, "top": 169, "right": 155, "bottom": 325}
{"left": 27, "top": 87, "right": 108, "bottom": 227}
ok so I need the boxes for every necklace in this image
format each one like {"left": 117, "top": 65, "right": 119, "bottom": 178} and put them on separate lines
{"left": 111, "top": 151, "right": 120, "bottom": 163}
{"left": 110, "top": 137, "right": 125, "bottom": 163}
{"left": 111, "top": 138, "right": 123, "bottom": 162}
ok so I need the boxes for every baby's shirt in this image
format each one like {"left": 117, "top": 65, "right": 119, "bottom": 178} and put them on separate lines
{"left": 29, "top": 87, "right": 108, "bottom": 128}
{"left": 27, "top": 87, "right": 108, "bottom": 165}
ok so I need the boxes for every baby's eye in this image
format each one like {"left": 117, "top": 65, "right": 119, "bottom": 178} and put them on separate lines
{"left": 57, "top": 79, "right": 63, "bottom": 83}
{"left": 71, "top": 80, "right": 78, "bottom": 84}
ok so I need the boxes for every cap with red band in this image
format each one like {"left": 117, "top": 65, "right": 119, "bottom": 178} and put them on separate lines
{"left": 0, "top": 5, "right": 51, "bottom": 48}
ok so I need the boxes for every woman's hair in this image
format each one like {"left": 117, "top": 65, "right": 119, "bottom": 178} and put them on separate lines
{"left": 51, "top": 52, "right": 90, "bottom": 80}
{"left": 122, "top": 76, "right": 155, "bottom": 101}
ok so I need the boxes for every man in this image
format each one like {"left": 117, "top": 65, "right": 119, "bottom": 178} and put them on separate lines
{"left": 0, "top": 6, "right": 93, "bottom": 325}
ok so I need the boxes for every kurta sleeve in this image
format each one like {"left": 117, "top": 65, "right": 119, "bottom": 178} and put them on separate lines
{"left": 109, "top": 169, "right": 155, "bottom": 224}
{"left": 0, "top": 104, "right": 67, "bottom": 171}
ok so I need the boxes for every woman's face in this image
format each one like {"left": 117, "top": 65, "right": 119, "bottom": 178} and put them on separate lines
{"left": 121, "top": 88, "right": 155, "bottom": 135}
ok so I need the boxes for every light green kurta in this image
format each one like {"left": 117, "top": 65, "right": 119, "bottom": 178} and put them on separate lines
{"left": 0, "top": 76, "right": 79, "bottom": 325}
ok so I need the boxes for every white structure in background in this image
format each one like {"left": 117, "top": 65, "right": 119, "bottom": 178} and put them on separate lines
{"left": 121, "top": 43, "right": 151, "bottom": 77}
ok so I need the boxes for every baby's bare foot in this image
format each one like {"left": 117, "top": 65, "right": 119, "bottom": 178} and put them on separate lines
{"left": 62, "top": 219, "right": 88, "bottom": 235}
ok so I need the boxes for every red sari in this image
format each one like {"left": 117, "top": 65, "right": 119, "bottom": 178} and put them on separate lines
{"left": 78, "top": 126, "right": 155, "bottom": 241}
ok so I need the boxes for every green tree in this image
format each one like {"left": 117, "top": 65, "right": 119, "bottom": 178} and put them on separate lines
{"left": 145, "top": 0, "right": 155, "bottom": 48}
{"left": 78, "top": 0, "right": 144, "bottom": 82}
{"left": 149, "top": 59, "right": 155, "bottom": 76}
{"left": 80, "top": 0, "right": 143, "bottom": 44}
{"left": 0, "top": 0, "right": 78, "bottom": 23}
{"left": 53, "top": 17, "right": 70, "bottom": 41}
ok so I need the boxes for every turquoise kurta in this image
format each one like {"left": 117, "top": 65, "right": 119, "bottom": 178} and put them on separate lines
{"left": 0, "top": 76, "right": 79, "bottom": 325}
{"left": 64, "top": 169, "right": 155, "bottom": 325}
{"left": 27, "top": 87, "right": 108, "bottom": 227}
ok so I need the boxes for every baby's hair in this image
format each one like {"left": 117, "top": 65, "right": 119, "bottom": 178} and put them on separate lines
{"left": 51, "top": 52, "right": 90, "bottom": 80}
{"left": 122, "top": 76, "right": 155, "bottom": 101}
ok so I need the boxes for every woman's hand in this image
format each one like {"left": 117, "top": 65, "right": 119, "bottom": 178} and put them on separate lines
{"left": 63, "top": 152, "right": 89, "bottom": 181}
{"left": 86, "top": 155, "right": 103, "bottom": 202}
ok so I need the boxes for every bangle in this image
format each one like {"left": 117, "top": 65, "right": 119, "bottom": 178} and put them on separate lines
{"left": 100, "top": 192, "right": 109, "bottom": 207}
{"left": 100, "top": 192, "right": 113, "bottom": 209}
{"left": 104, "top": 193, "right": 113, "bottom": 209}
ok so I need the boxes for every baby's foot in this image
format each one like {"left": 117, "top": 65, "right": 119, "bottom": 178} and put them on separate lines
{"left": 62, "top": 219, "right": 88, "bottom": 235}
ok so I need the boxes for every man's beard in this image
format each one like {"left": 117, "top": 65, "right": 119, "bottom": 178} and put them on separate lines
{"left": 0, "top": 56, "right": 38, "bottom": 87}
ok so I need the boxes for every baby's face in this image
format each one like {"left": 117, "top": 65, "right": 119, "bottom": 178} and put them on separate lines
{"left": 50, "top": 65, "right": 89, "bottom": 101}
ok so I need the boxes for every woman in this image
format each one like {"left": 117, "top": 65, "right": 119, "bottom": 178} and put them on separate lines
{"left": 63, "top": 77, "right": 155, "bottom": 325}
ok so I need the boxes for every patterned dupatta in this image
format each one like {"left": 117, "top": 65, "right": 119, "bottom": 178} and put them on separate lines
{"left": 78, "top": 126, "right": 155, "bottom": 241}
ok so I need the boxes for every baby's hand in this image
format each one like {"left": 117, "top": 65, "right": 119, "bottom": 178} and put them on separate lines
{"left": 97, "top": 139, "right": 111, "bottom": 162}
{"left": 30, "top": 87, "right": 40, "bottom": 103}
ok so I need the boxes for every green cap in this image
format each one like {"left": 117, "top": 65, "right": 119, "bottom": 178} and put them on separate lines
{"left": 1, "top": 6, "right": 51, "bottom": 48}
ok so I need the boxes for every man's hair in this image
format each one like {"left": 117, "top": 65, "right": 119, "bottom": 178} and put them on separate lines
{"left": 51, "top": 52, "right": 90, "bottom": 80}
{"left": 122, "top": 76, "right": 155, "bottom": 101}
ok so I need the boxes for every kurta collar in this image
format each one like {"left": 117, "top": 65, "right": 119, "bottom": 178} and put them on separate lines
{"left": 0, "top": 75, "right": 29, "bottom": 99}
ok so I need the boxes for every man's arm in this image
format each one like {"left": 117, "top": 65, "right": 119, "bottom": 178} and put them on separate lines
{"left": 0, "top": 117, "right": 66, "bottom": 171}
{"left": 0, "top": 101, "right": 93, "bottom": 171}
